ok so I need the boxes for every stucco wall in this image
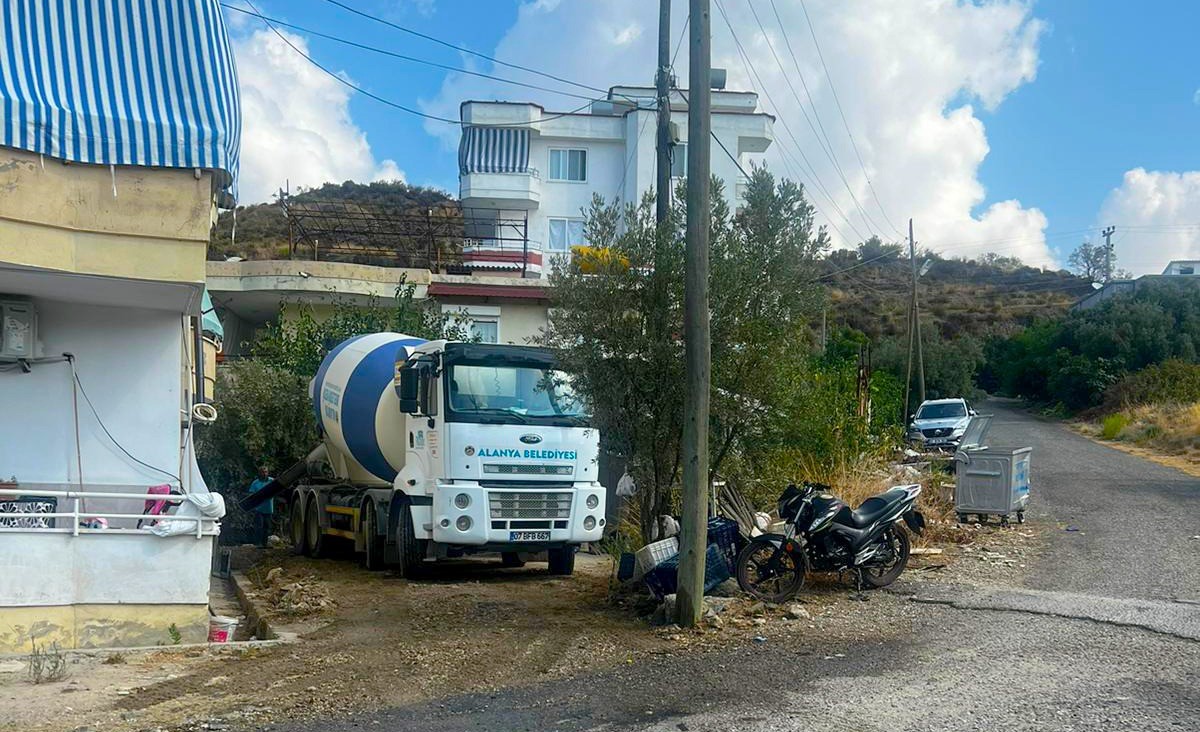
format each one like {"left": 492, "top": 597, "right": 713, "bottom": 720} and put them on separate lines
{"left": 528, "top": 136, "right": 625, "bottom": 257}
{"left": 0, "top": 147, "right": 213, "bottom": 287}
{"left": 0, "top": 299, "right": 183, "bottom": 490}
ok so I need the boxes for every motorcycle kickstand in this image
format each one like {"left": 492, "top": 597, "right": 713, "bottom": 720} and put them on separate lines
{"left": 849, "top": 568, "right": 870, "bottom": 602}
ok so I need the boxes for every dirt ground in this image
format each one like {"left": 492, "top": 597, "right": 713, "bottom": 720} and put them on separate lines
{"left": 0, "top": 523, "right": 1045, "bottom": 732}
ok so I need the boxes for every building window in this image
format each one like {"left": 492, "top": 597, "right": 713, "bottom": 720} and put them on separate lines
{"left": 443, "top": 305, "right": 500, "bottom": 344}
{"left": 548, "top": 218, "right": 586, "bottom": 252}
{"left": 670, "top": 143, "right": 687, "bottom": 178}
{"left": 549, "top": 148, "right": 587, "bottom": 182}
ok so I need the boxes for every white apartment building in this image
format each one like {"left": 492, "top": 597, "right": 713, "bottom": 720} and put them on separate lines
{"left": 457, "top": 85, "right": 775, "bottom": 278}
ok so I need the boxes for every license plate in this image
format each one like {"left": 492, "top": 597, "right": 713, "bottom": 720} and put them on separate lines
{"left": 926, "top": 438, "right": 947, "bottom": 444}
{"left": 509, "top": 530, "right": 550, "bottom": 542}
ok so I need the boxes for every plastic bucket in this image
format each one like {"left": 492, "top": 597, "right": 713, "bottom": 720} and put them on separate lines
{"left": 208, "top": 615, "right": 238, "bottom": 643}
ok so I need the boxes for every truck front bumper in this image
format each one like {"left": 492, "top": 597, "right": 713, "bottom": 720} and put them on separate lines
{"left": 430, "top": 483, "right": 605, "bottom": 546}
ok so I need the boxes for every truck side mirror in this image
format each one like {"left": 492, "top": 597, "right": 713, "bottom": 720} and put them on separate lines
{"left": 398, "top": 368, "right": 419, "bottom": 414}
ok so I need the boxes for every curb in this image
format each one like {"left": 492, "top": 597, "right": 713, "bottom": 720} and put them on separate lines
{"left": 230, "top": 570, "right": 278, "bottom": 641}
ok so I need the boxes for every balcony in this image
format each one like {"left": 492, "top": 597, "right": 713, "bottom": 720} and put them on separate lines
{"left": 460, "top": 170, "right": 541, "bottom": 210}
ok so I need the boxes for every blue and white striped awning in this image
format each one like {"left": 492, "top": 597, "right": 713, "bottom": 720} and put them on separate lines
{"left": 459, "top": 126, "right": 530, "bottom": 175}
{"left": 0, "top": 0, "right": 241, "bottom": 201}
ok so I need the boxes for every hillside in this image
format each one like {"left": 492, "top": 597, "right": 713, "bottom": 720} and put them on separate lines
{"left": 209, "top": 180, "right": 453, "bottom": 261}
{"left": 823, "top": 247, "right": 1092, "bottom": 341}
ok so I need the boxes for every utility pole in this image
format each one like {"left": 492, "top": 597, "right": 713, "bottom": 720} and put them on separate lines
{"left": 676, "top": 0, "right": 711, "bottom": 629}
{"left": 909, "top": 218, "right": 925, "bottom": 404}
{"left": 655, "top": 0, "right": 672, "bottom": 226}
{"left": 1101, "top": 225, "right": 1116, "bottom": 282}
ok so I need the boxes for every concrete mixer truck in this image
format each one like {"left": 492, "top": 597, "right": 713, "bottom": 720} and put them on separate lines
{"left": 250, "top": 333, "right": 605, "bottom": 577}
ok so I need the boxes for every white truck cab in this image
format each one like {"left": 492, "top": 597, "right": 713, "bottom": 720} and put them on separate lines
{"left": 395, "top": 341, "right": 605, "bottom": 558}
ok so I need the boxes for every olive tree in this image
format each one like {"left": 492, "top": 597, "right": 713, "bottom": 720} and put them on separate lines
{"left": 540, "top": 167, "right": 829, "bottom": 542}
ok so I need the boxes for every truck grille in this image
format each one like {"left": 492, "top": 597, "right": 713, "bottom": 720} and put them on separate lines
{"left": 482, "top": 464, "right": 573, "bottom": 476}
{"left": 489, "top": 492, "right": 572, "bottom": 520}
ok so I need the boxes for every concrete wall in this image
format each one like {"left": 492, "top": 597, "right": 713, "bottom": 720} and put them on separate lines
{"left": 0, "top": 531, "right": 213, "bottom": 651}
{"left": 0, "top": 300, "right": 183, "bottom": 488}
{"left": 0, "top": 147, "right": 213, "bottom": 289}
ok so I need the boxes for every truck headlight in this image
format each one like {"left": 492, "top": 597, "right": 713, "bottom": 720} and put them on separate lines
{"left": 586, "top": 494, "right": 599, "bottom": 509}
{"left": 454, "top": 493, "right": 471, "bottom": 509}
{"left": 583, "top": 516, "right": 596, "bottom": 531}
{"left": 456, "top": 516, "right": 472, "bottom": 531}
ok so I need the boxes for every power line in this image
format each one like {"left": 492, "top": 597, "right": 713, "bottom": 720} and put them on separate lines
{"left": 321, "top": 0, "right": 634, "bottom": 104}
{"left": 712, "top": 0, "right": 868, "bottom": 244}
{"left": 744, "top": 0, "right": 888, "bottom": 237}
{"left": 237, "top": 0, "right": 602, "bottom": 127}
{"left": 222, "top": 4, "right": 598, "bottom": 102}
{"left": 793, "top": 0, "right": 903, "bottom": 238}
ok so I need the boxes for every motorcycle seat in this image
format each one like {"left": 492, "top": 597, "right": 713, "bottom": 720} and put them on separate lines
{"left": 843, "top": 487, "right": 909, "bottom": 529}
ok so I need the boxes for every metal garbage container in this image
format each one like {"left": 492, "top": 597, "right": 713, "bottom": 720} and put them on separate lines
{"left": 953, "top": 415, "right": 1031, "bottom": 525}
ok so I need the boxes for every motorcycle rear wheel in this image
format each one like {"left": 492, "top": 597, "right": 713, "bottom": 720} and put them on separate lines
{"left": 860, "top": 526, "right": 910, "bottom": 588}
{"left": 735, "top": 539, "right": 808, "bottom": 603}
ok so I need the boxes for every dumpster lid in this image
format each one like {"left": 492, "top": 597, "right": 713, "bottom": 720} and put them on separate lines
{"left": 958, "top": 414, "right": 993, "bottom": 450}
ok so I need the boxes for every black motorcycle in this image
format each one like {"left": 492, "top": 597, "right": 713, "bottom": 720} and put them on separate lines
{"left": 735, "top": 481, "right": 926, "bottom": 602}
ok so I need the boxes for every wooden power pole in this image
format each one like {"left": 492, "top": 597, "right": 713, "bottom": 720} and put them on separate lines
{"left": 655, "top": 0, "right": 672, "bottom": 226}
{"left": 676, "top": 0, "right": 711, "bottom": 629}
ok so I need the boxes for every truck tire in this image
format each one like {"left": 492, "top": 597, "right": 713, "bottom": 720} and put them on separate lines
{"left": 547, "top": 546, "right": 576, "bottom": 576}
{"left": 362, "top": 502, "right": 385, "bottom": 571}
{"left": 290, "top": 498, "right": 308, "bottom": 556}
{"left": 305, "top": 497, "right": 329, "bottom": 558}
{"left": 395, "top": 498, "right": 424, "bottom": 579}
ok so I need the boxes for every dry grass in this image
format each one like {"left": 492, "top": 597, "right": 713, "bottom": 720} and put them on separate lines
{"left": 1089, "top": 402, "right": 1200, "bottom": 460}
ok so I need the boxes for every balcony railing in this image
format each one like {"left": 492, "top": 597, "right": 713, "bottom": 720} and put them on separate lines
{"left": 0, "top": 486, "right": 219, "bottom": 538}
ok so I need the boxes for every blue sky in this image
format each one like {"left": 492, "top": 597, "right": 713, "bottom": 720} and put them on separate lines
{"left": 224, "top": 1, "right": 1200, "bottom": 273}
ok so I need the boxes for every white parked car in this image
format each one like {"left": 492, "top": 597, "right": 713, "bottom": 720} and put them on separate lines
{"left": 907, "top": 398, "right": 976, "bottom": 448}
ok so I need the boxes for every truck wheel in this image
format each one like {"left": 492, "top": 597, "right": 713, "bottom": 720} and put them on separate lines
{"left": 547, "top": 546, "right": 575, "bottom": 576}
{"left": 395, "top": 498, "right": 424, "bottom": 579}
{"left": 501, "top": 552, "right": 525, "bottom": 568}
{"left": 305, "top": 497, "right": 328, "bottom": 558}
{"left": 362, "top": 502, "right": 385, "bottom": 571}
{"left": 290, "top": 499, "right": 308, "bottom": 556}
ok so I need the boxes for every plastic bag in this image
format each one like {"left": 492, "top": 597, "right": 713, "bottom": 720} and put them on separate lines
{"left": 149, "top": 492, "right": 226, "bottom": 537}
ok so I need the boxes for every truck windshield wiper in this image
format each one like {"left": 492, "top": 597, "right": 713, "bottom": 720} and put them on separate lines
{"left": 462, "top": 408, "right": 530, "bottom": 424}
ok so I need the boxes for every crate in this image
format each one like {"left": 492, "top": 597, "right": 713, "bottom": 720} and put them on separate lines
{"left": 643, "top": 544, "right": 731, "bottom": 599}
{"left": 706, "top": 517, "right": 741, "bottom": 576}
{"left": 633, "top": 537, "right": 679, "bottom": 580}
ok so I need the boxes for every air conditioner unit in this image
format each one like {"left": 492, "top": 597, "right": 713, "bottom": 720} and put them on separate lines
{"left": 0, "top": 297, "right": 37, "bottom": 360}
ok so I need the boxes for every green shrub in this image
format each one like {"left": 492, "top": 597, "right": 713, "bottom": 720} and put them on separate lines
{"left": 1104, "top": 359, "right": 1200, "bottom": 409}
{"left": 1100, "top": 413, "right": 1128, "bottom": 440}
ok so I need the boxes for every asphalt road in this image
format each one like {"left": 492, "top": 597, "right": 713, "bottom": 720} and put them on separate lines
{"left": 268, "top": 400, "right": 1200, "bottom": 732}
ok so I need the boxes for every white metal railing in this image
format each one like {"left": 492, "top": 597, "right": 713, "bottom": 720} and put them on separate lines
{"left": 0, "top": 487, "right": 218, "bottom": 539}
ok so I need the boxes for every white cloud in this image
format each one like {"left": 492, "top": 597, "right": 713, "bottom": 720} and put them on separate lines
{"left": 1096, "top": 168, "right": 1200, "bottom": 275}
{"left": 233, "top": 28, "right": 404, "bottom": 204}
{"left": 419, "top": 0, "right": 1054, "bottom": 266}
{"left": 1193, "top": 88, "right": 1200, "bottom": 106}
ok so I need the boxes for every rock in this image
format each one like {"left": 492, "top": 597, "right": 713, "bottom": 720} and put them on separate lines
{"left": 203, "top": 675, "right": 229, "bottom": 687}
{"left": 652, "top": 594, "right": 678, "bottom": 625}
{"left": 703, "top": 612, "right": 724, "bottom": 630}
{"left": 747, "top": 602, "right": 767, "bottom": 616}
{"left": 785, "top": 604, "right": 810, "bottom": 620}
{"left": 265, "top": 567, "right": 284, "bottom": 584}
{"left": 267, "top": 535, "right": 286, "bottom": 548}
{"left": 751, "top": 618, "right": 766, "bottom": 626}
{"left": 703, "top": 596, "right": 736, "bottom": 615}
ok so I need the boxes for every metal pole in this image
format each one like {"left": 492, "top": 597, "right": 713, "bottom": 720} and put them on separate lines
{"left": 676, "top": 0, "right": 711, "bottom": 629}
{"left": 655, "top": 0, "right": 672, "bottom": 226}
{"left": 910, "top": 218, "right": 925, "bottom": 404}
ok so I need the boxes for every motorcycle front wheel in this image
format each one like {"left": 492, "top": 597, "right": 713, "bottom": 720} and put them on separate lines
{"left": 735, "top": 539, "right": 808, "bottom": 603}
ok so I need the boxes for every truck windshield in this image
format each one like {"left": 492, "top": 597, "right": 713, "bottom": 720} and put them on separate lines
{"left": 445, "top": 364, "right": 590, "bottom": 425}
{"left": 917, "top": 403, "right": 967, "bottom": 419}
